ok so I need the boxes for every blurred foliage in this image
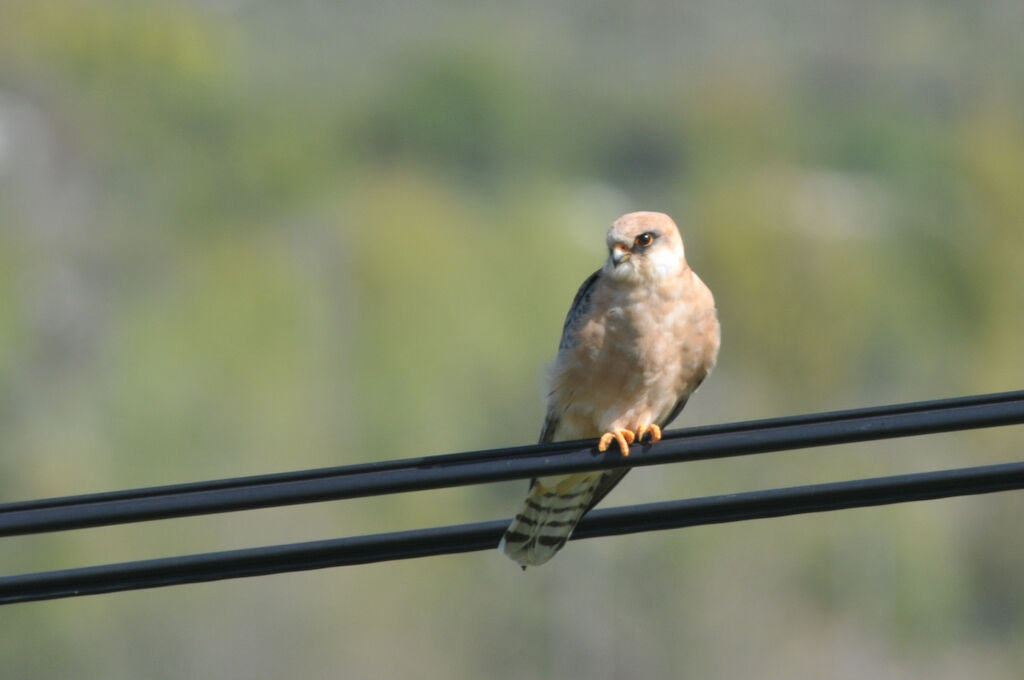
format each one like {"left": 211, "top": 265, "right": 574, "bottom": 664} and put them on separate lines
{"left": 1, "top": 1, "right": 1024, "bottom": 678}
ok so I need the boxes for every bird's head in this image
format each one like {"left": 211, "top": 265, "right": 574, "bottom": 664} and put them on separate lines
{"left": 602, "top": 211, "right": 687, "bottom": 284}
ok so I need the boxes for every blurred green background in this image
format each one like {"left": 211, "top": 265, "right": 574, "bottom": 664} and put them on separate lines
{"left": 2, "top": 0, "right": 1023, "bottom": 677}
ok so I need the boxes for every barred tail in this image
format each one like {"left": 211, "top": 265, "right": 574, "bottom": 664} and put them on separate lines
{"left": 499, "top": 473, "right": 603, "bottom": 567}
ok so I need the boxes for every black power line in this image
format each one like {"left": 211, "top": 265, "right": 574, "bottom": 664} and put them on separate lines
{"left": 2, "top": 460, "right": 1023, "bottom": 605}
{"left": 2, "top": 390, "right": 1024, "bottom": 537}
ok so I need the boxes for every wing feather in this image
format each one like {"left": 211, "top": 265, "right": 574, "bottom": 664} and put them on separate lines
{"left": 557, "top": 269, "right": 602, "bottom": 351}
{"left": 536, "top": 268, "right": 602, "bottom": 445}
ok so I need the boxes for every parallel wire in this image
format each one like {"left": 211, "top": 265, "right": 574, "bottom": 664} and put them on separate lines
{"left": 7, "top": 389, "right": 1022, "bottom": 513}
{"left": 1, "top": 390, "right": 1023, "bottom": 605}
{"left": 3, "top": 460, "right": 1024, "bottom": 605}
{"left": 2, "top": 390, "right": 1024, "bottom": 537}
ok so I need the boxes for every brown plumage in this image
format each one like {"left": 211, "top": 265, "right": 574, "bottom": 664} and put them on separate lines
{"left": 500, "top": 211, "right": 720, "bottom": 567}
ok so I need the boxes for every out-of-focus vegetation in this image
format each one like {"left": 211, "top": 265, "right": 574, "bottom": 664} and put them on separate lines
{"left": 1, "top": 1, "right": 1023, "bottom": 678}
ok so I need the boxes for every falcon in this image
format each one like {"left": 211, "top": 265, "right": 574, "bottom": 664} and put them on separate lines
{"left": 500, "top": 211, "right": 720, "bottom": 567}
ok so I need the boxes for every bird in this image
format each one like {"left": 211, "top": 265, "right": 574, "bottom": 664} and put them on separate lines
{"left": 500, "top": 211, "right": 720, "bottom": 568}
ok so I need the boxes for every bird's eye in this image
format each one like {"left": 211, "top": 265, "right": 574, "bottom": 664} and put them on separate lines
{"left": 634, "top": 232, "right": 655, "bottom": 248}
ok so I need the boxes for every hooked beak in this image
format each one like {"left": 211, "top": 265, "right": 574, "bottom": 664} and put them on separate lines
{"left": 610, "top": 243, "right": 631, "bottom": 266}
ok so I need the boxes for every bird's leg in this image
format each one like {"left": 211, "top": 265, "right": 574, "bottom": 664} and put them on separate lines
{"left": 598, "top": 429, "right": 636, "bottom": 456}
{"left": 636, "top": 424, "right": 662, "bottom": 445}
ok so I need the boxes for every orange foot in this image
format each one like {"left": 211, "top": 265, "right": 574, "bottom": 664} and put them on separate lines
{"left": 598, "top": 429, "right": 636, "bottom": 457}
{"left": 636, "top": 424, "right": 662, "bottom": 445}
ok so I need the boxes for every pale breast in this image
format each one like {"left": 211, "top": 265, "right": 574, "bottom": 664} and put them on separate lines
{"left": 547, "top": 269, "right": 719, "bottom": 440}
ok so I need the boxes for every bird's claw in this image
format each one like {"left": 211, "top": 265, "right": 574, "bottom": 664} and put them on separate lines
{"left": 598, "top": 429, "right": 636, "bottom": 456}
{"left": 636, "top": 424, "right": 662, "bottom": 445}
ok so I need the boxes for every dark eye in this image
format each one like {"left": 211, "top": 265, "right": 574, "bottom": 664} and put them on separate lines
{"left": 634, "top": 232, "right": 655, "bottom": 248}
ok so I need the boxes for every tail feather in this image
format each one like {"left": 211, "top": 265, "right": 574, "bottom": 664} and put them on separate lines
{"left": 499, "top": 472, "right": 605, "bottom": 567}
